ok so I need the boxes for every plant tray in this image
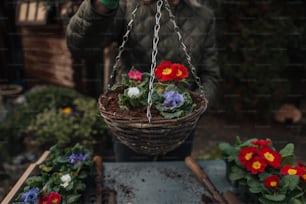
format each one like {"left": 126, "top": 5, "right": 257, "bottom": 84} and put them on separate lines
{"left": 2, "top": 151, "right": 50, "bottom": 203}
{"left": 2, "top": 152, "right": 108, "bottom": 204}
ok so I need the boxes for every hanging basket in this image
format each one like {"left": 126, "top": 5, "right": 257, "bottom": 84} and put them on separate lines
{"left": 98, "top": 91, "right": 207, "bottom": 155}
{"left": 98, "top": 0, "right": 208, "bottom": 155}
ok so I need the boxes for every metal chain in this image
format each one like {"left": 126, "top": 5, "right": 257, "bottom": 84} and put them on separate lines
{"left": 163, "top": 0, "right": 206, "bottom": 98}
{"left": 107, "top": 3, "right": 140, "bottom": 90}
{"left": 146, "top": 0, "right": 163, "bottom": 123}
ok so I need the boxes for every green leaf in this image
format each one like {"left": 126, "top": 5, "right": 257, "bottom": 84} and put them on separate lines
{"left": 77, "top": 171, "right": 88, "bottom": 179}
{"left": 249, "top": 186, "right": 262, "bottom": 194}
{"left": 290, "top": 191, "right": 305, "bottom": 199}
{"left": 66, "top": 194, "right": 82, "bottom": 204}
{"left": 279, "top": 143, "right": 294, "bottom": 158}
{"left": 281, "top": 155, "right": 295, "bottom": 166}
{"left": 289, "top": 198, "right": 304, "bottom": 204}
{"left": 246, "top": 175, "right": 261, "bottom": 188}
{"left": 282, "top": 175, "right": 300, "bottom": 191}
{"left": 229, "top": 166, "right": 245, "bottom": 181}
{"left": 218, "top": 143, "right": 233, "bottom": 155}
{"left": 264, "top": 193, "right": 286, "bottom": 201}
{"left": 65, "top": 181, "right": 74, "bottom": 191}
{"left": 56, "top": 156, "right": 68, "bottom": 163}
{"left": 25, "top": 176, "right": 43, "bottom": 187}
{"left": 75, "top": 182, "right": 86, "bottom": 191}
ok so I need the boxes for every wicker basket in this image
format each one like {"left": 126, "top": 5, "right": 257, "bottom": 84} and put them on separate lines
{"left": 98, "top": 91, "right": 207, "bottom": 155}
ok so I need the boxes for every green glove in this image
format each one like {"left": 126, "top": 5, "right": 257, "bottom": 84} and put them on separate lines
{"left": 99, "top": 0, "right": 119, "bottom": 10}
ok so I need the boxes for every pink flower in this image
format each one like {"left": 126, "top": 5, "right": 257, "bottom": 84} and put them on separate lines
{"left": 128, "top": 70, "right": 142, "bottom": 81}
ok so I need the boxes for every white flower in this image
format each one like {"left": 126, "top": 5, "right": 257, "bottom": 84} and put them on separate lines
{"left": 60, "top": 174, "right": 72, "bottom": 188}
{"left": 127, "top": 87, "right": 141, "bottom": 98}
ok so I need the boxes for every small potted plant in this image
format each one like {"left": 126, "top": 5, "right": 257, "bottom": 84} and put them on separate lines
{"left": 219, "top": 137, "right": 306, "bottom": 204}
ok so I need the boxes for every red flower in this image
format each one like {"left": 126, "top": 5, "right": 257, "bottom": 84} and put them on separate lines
{"left": 128, "top": 70, "right": 142, "bottom": 81}
{"left": 297, "top": 163, "right": 306, "bottom": 181}
{"left": 257, "top": 146, "right": 281, "bottom": 168}
{"left": 280, "top": 164, "right": 304, "bottom": 176}
{"left": 251, "top": 139, "right": 271, "bottom": 147}
{"left": 171, "top": 63, "right": 188, "bottom": 81}
{"left": 154, "top": 61, "right": 176, "bottom": 82}
{"left": 238, "top": 146, "right": 257, "bottom": 166}
{"left": 39, "top": 192, "right": 61, "bottom": 204}
{"left": 246, "top": 156, "right": 267, "bottom": 174}
{"left": 264, "top": 175, "right": 280, "bottom": 188}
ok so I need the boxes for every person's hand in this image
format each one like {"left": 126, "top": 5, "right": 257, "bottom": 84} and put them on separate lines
{"left": 98, "top": 0, "right": 119, "bottom": 10}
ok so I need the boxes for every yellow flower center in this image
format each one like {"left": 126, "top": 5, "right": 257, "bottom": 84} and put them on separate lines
{"left": 288, "top": 169, "right": 297, "bottom": 175}
{"left": 302, "top": 174, "right": 306, "bottom": 180}
{"left": 63, "top": 107, "right": 72, "bottom": 114}
{"left": 52, "top": 198, "right": 59, "bottom": 203}
{"left": 162, "top": 67, "right": 172, "bottom": 75}
{"left": 245, "top": 152, "right": 253, "bottom": 160}
{"left": 264, "top": 152, "right": 275, "bottom": 162}
{"left": 176, "top": 69, "right": 182, "bottom": 77}
{"left": 252, "top": 161, "right": 262, "bottom": 169}
{"left": 270, "top": 181, "right": 277, "bottom": 187}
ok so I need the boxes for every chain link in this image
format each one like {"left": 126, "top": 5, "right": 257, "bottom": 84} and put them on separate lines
{"left": 107, "top": 3, "right": 140, "bottom": 90}
{"left": 163, "top": 0, "right": 206, "bottom": 98}
{"left": 146, "top": 0, "right": 163, "bottom": 122}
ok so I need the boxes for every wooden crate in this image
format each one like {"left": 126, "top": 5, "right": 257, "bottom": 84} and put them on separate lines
{"left": 20, "top": 25, "right": 76, "bottom": 88}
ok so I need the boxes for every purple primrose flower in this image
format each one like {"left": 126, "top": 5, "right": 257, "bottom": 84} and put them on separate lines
{"left": 162, "top": 91, "right": 184, "bottom": 110}
{"left": 67, "top": 152, "right": 89, "bottom": 164}
{"left": 20, "top": 187, "right": 39, "bottom": 204}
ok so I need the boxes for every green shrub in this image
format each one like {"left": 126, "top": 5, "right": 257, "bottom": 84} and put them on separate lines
{"left": 0, "top": 85, "right": 108, "bottom": 161}
{"left": 26, "top": 97, "right": 106, "bottom": 147}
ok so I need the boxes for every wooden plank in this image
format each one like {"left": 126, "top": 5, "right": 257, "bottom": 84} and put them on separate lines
{"left": 26, "top": 71, "right": 75, "bottom": 87}
{"left": 23, "top": 61, "right": 75, "bottom": 87}
{"left": 24, "top": 57, "right": 73, "bottom": 71}
{"left": 22, "top": 37, "right": 70, "bottom": 50}
{"left": 22, "top": 46, "right": 71, "bottom": 56}
{"left": 2, "top": 151, "right": 50, "bottom": 204}
{"left": 20, "top": 26, "right": 64, "bottom": 38}
{"left": 24, "top": 63, "right": 74, "bottom": 80}
{"left": 24, "top": 52, "right": 72, "bottom": 65}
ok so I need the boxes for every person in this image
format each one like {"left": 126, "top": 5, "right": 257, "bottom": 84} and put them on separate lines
{"left": 66, "top": 0, "right": 219, "bottom": 161}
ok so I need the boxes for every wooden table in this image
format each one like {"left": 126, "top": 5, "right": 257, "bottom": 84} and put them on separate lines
{"left": 102, "top": 160, "right": 235, "bottom": 203}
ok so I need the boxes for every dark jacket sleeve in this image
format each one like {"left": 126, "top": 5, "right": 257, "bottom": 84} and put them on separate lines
{"left": 66, "top": 0, "right": 124, "bottom": 59}
{"left": 198, "top": 11, "right": 220, "bottom": 106}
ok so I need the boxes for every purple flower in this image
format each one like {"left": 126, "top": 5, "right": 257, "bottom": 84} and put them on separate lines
{"left": 162, "top": 91, "right": 184, "bottom": 110}
{"left": 20, "top": 187, "right": 39, "bottom": 204}
{"left": 67, "top": 152, "right": 89, "bottom": 164}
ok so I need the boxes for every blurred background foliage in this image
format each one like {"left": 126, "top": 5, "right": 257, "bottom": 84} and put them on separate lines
{"left": 0, "top": 86, "right": 109, "bottom": 162}
{"left": 207, "top": 0, "right": 306, "bottom": 121}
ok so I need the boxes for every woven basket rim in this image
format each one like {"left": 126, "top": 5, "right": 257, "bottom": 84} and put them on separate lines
{"left": 98, "top": 91, "right": 207, "bottom": 124}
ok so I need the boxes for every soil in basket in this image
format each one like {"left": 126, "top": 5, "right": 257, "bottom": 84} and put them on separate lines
{"left": 99, "top": 87, "right": 204, "bottom": 119}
